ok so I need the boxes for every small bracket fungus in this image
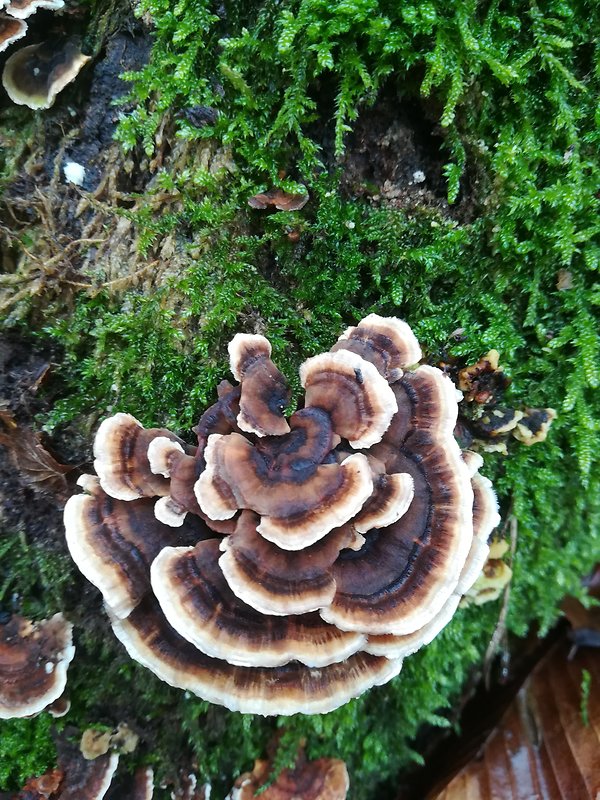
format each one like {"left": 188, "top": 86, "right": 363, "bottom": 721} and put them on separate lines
{"left": 449, "top": 350, "right": 557, "bottom": 453}
{"left": 2, "top": 39, "right": 90, "bottom": 109}
{"left": 227, "top": 755, "right": 349, "bottom": 800}
{"left": 0, "top": 612, "right": 75, "bottom": 719}
{"left": 0, "top": 14, "right": 27, "bottom": 53}
{"left": 64, "top": 316, "right": 500, "bottom": 716}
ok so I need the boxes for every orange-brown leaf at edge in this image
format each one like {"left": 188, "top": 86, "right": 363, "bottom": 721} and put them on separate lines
{"left": 0, "top": 410, "right": 72, "bottom": 499}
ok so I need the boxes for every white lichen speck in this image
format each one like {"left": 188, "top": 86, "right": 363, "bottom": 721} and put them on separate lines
{"left": 63, "top": 161, "right": 86, "bottom": 187}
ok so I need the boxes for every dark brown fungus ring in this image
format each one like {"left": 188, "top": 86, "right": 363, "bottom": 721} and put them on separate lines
{"left": 320, "top": 366, "right": 474, "bottom": 636}
{"left": 0, "top": 613, "right": 75, "bottom": 719}
{"left": 2, "top": 40, "right": 89, "bottom": 110}
{"left": 512, "top": 407, "right": 557, "bottom": 445}
{"left": 108, "top": 598, "right": 402, "bottom": 716}
{"left": 300, "top": 349, "right": 398, "bottom": 448}
{"left": 151, "top": 538, "right": 366, "bottom": 667}
{"left": 94, "top": 413, "right": 190, "bottom": 501}
{"left": 218, "top": 511, "right": 358, "bottom": 616}
{"left": 331, "top": 313, "right": 422, "bottom": 380}
{"left": 64, "top": 475, "right": 211, "bottom": 619}
{"left": 64, "top": 315, "right": 507, "bottom": 715}
{"left": 59, "top": 749, "right": 119, "bottom": 800}
{"left": 195, "top": 424, "right": 373, "bottom": 549}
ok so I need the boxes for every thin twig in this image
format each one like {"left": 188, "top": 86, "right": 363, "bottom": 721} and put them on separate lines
{"left": 484, "top": 507, "right": 518, "bottom": 689}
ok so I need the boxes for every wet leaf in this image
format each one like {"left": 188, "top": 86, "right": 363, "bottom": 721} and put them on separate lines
{"left": 429, "top": 643, "right": 600, "bottom": 799}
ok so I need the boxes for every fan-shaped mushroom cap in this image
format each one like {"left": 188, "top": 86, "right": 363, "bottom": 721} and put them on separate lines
{"left": 109, "top": 598, "right": 402, "bottom": 716}
{"left": 229, "top": 756, "right": 349, "bottom": 800}
{"left": 132, "top": 766, "right": 154, "bottom": 800}
{"left": 228, "top": 334, "right": 290, "bottom": 436}
{"left": 94, "top": 413, "right": 189, "bottom": 501}
{"left": 192, "top": 380, "right": 241, "bottom": 454}
{"left": 47, "top": 692, "right": 71, "bottom": 717}
{"left": 0, "top": 613, "right": 75, "bottom": 718}
{"left": 513, "top": 407, "right": 557, "bottom": 445}
{"left": 219, "top": 511, "right": 356, "bottom": 616}
{"left": 0, "top": 13, "right": 26, "bottom": 52}
{"left": 64, "top": 475, "right": 211, "bottom": 618}
{"left": 151, "top": 538, "right": 366, "bottom": 667}
{"left": 470, "top": 406, "right": 524, "bottom": 438}
{"left": 196, "top": 427, "right": 373, "bottom": 549}
{"left": 60, "top": 751, "right": 119, "bottom": 800}
{"left": 353, "top": 471, "right": 414, "bottom": 533}
{"left": 2, "top": 40, "right": 90, "bottom": 109}
{"left": 301, "top": 349, "right": 398, "bottom": 448}
{"left": 366, "top": 464, "right": 498, "bottom": 658}
{"left": 4, "top": 0, "right": 64, "bottom": 19}
{"left": 321, "top": 366, "right": 473, "bottom": 636}
{"left": 332, "top": 313, "right": 422, "bottom": 380}
{"left": 148, "top": 437, "right": 203, "bottom": 526}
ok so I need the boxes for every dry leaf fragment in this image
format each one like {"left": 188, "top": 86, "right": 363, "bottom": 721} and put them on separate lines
{"left": 248, "top": 188, "right": 309, "bottom": 211}
{"left": 0, "top": 410, "right": 71, "bottom": 498}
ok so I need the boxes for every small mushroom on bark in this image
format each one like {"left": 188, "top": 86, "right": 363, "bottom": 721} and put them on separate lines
{"left": 64, "top": 315, "right": 508, "bottom": 716}
{"left": 2, "top": 39, "right": 89, "bottom": 109}
{"left": 0, "top": 613, "right": 75, "bottom": 719}
{"left": 512, "top": 407, "right": 557, "bottom": 445}
{"left": 228, "top": 755, "right": 349, "bottom": 800}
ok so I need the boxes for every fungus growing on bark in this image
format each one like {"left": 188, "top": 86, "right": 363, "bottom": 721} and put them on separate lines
{"left": 228, "top": 755, "right": 349, "bottom": 800}
{"left": 0, "top": 613, "right": 75, "bottom": 719}
{"left": 2, "top": 39, "right": 89, "bottom": 109}
{"left": 64, "top": 315, "right": 500, "bottom": 715}
{"left": 512, "top": 407, "right": 557, "bottom": 445}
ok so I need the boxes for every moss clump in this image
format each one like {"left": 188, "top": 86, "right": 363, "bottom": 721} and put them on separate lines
{"left": 0, "top": 716, "right": 57, "bottom": 789}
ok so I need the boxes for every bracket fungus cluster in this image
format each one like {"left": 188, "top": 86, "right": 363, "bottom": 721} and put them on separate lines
{"left": 0, "top": 612, "right": 74, "bottom": 719}
{"left": 1, "top": 1, "right": 90, "bottom": 109}
{"left": 64, "top": 315, "right": 500, "bottom": 715}
{"left": 451, "top": 349, "right": 556, "bottom": 453}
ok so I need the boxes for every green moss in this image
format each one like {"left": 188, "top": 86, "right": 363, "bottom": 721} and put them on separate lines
{"left": 0, "top": 716, "right": 57, "bottom": 789}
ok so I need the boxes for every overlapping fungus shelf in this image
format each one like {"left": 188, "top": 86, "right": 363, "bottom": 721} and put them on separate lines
{"left": 64, "top": 315, "right": 500, "bottom": 715}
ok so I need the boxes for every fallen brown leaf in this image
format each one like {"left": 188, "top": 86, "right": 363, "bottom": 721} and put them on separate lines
{"left": 428, "top": 642, "right": 600, "bottom": 800}
{"left": 0, "top": 410, "right": 72, "bottom": 499}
